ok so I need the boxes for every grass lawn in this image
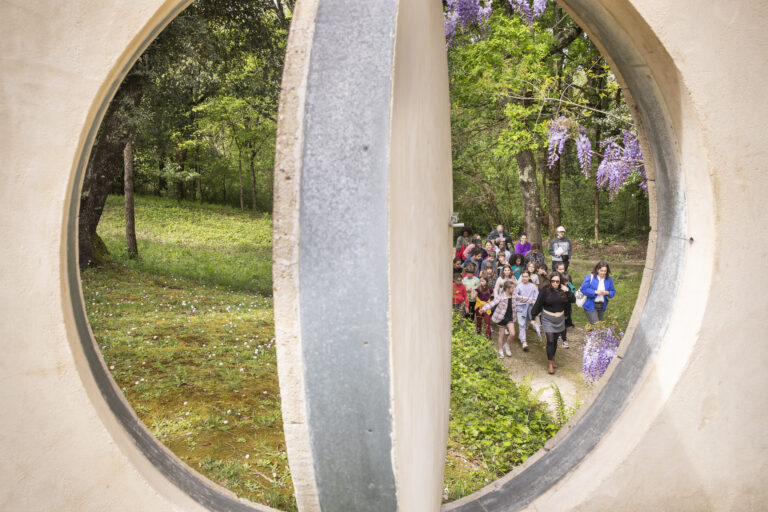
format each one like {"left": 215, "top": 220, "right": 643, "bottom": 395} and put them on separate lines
{"left": 83, "top": 194, "right": 643, "bottom": 508}
{"left": 97, "top": 195, "right": 272, "bottom": 294}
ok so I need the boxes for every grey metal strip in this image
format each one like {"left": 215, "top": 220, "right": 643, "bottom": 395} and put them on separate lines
{"left": 298, "top": 0, "right": 399, "bottom": 510}
{"left": 444, "top": 1, "right": 687, "bottom": 510}
{"left": 65, "top": 2, "right": 275, "bottom": 510}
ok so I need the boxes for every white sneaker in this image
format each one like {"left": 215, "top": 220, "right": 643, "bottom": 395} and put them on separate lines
{"left": 562, "top": 340, "right": 569, "bottom": 349}
{"left": 504, "top": 344, "right": 513, "bottom": 357}
{"left": 521, "top": 341, "right": 528, "bottom": 351}
{"left": 498, "top": 349, "right": 505, "bottom": 358}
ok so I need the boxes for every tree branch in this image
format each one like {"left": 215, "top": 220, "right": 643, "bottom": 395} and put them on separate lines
{"left": 547, "top": 25, "right": 583, "bottom": 57}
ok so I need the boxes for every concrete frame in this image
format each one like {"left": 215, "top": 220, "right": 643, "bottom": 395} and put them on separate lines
{"left": 1, "top": 1, "right": 767, "bottom": 512}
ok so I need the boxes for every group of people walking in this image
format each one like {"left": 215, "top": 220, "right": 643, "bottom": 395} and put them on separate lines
{"left": 452, "top": 225, "right": 617, "bottom": 374}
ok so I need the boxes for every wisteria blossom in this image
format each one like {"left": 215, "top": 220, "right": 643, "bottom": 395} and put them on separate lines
{"left": 444, "top": 0, "right": 493, "bottom": 49}
{"left": 509, "top": 0, "right": 548, "bottom": 25}
{"left": 547, "top": 117, "right": 645, "bottom": 196}
{"left": 546, "top": 116, "right": 571, "bottom": 168}
{"left": 574, "top": 128, "right": 593, "bottom": 176}
{"left": 596, "top": 130, "right": 646, "bottom": 197}
{"left": 582, "top": 326, "right": 622, "bottom": 387}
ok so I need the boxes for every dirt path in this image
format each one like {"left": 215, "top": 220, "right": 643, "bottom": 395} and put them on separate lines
{"left": 496, "top": 322, "right": 589, "bottom": 414}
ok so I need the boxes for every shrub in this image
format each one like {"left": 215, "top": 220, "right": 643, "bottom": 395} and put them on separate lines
{"left": 449, "top": 316, "right": 559, "bottom": 475}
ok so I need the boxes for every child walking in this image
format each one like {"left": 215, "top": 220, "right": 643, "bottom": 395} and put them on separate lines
{"left": 452, "top": 273, "right": 468, "bottom": 316}
{"left": 514, "top": 270, "right": 542, "bottom": 350}
{"left": 462, "top": 263, "right": 480, "bottom": 322}
{"left": 510, "top": 253, "right": 524, "bottom": 279}
{"left": 479, "top": 281, "right": 517, "bottom": 358}
{"left": 474, "top": 277, "right": 493, "bottom": 338}
{"left": 494, "top": 265, "right": 516, "bottom": 298}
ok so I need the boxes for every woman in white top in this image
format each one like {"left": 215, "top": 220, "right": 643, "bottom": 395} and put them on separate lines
{"left": 579, "top": 260, "right": 617, "bottom": 324}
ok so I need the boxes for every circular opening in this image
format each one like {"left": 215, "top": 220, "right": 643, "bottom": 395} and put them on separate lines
{"left": 67, "top": 1, "right": 292, "bottom": 510}
{"left": 444, "top": 0, "right": 685, "bottom": 509}
{"left": 63, "top": 1, "right": 686, "bottom": 510}
{"left": 444, "top": 2, "right": 651, "bottom": 503}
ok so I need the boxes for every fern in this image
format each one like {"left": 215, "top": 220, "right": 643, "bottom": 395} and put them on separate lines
{"left": 550, "top": 383, "right": 573, "bottom": 427}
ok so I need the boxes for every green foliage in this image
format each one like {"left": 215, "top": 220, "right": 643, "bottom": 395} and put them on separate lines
{"left": 447, "top": 5, "right": 649, "bottom": 239}
{"left": 99, "top": 0, "right": 289, "bottom": 210}
{"left": 444, "top": 316, "right": 558, "bottom": 500}
{"left": 97, "top": 194, "right": 272, "bottom": 294}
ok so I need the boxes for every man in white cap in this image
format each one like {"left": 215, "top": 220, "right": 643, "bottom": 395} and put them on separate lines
{"left": 549, "top": 226, "right": 572, "bottom": 271}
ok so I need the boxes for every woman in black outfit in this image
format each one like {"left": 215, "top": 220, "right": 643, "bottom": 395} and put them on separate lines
{"left": 531, "top": 272, "right": 575, "bottom": 374}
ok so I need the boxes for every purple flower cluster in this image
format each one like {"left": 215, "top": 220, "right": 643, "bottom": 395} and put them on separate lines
{"left": 546, "top": 116, "right": 571, "bottom": 168}
{"left": 444, "top": 0, "right": 493, "bottom": 48}
{"left": 547, "top": 117, "right": 645, "bottom": 195}
{"left": 575, "top": 128, "right": 593, "bottom": 176}
{"left": 596, "top": 129, "right": 646, "bottom": 197}
{"left": 582, "top": 326, "right": 622, "bottom": 387}
{"left": 508, "top": 0, "right": 548, "bottom": 25}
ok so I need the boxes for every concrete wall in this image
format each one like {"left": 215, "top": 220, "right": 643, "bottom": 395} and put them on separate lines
{"left": 0, "top": 0, "right": 766, "bottom": 511}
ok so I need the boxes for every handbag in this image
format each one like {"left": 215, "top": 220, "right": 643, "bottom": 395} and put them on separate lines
{"left": 575, "top": 274, "right": 592, "bottom": 308}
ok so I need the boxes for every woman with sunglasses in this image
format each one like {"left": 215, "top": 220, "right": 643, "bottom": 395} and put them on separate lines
{"left": 531, "top": 272, "right": 575, "bottom": 374}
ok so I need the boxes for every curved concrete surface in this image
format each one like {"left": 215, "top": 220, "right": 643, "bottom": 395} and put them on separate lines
{"left": 0, "top": 1, "right": 766, "bottom": 511}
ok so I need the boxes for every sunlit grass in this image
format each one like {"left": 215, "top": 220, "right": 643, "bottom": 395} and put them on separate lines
{"left": 97, "top": 195, "right": 272, "bottom": 294}
{"left": 81, "top": 262, "right": 295, "bottom": 510}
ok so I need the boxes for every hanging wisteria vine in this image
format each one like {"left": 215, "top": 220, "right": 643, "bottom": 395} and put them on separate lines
{"left": 547, "top": 117, "right": 646, "bottom": 197}
{"left": 444, "top": 0, "right": 493, "bottom": 48}
{"left": 508, "top": 0, "right": 548, "bottom": 26}
{"left": 444, "top": 0, "right": 549, "bottom": 45}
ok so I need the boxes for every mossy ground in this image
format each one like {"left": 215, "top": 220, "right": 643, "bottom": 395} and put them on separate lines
{"left": 83, "top": 195, "right": 293, "bottom": 510}
{"left": 81, "top": 263, "right": 295, "bottom": 510}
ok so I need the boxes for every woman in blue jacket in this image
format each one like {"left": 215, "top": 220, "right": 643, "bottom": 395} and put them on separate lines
{"left": 579, "top": 261, "right": 617, "bottom": 324}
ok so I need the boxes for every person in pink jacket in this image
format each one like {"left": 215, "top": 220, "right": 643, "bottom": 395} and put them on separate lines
{"left": 479, "top": 280, "right": 517, "bottom": 358}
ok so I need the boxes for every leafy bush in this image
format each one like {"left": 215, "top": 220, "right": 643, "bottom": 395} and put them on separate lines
{"left": 448, "top": 316, "right": 559, "bottom": 476}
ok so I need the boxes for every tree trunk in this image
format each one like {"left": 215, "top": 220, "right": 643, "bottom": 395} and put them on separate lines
{"left": 156, "top": 154, "right": 165, "bottom": 196}
{"left": 547, "top": 157, "right": 562, "bottom": 232}
{"left": 123, "top": 140, "right": 138, "bottom": 258}
{"left": 238, "top": 148, "right": 244, "bottom": 211}
{"left": 77, "top": 74, "right": 143, "bottom": 270}
{"left": 78, "top": 110, "right": 123, "bottom": 270}
{"left": 593, "top": 76, "right": 605, "bottom": 243}
{"left": 538, "top": 152, "right": 549, "bottom": 236}
{"left": 515, "top": 149, "right": 543, "bottom": 247}
{"left": 250, "top": 150, "right": 257, "bottom": 211}
{"left": 195, "top": 147, "right": 203, "bottom": 204}
{"left": 594, "top": 186, "right": 600, "bottom": 242}
{"left": 175, "top": 148, "right": 185, "bottom": 203}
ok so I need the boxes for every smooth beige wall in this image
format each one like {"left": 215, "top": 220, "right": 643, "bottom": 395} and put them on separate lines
{"left": 388, "top": 0, "right": 453, "bottom": 510}
{"left": 1, "top": 0, "right": 766, "bottom": 511}
{"left": 0, "top": 1, "right": 223, "bottom": 511}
